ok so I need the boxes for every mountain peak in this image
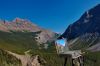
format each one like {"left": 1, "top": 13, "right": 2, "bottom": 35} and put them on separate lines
{"left": 0, "top": 18, "right": 40, "bottom": 32}
{"left": 13, "top": 17, "right": 25, "bottom": 22}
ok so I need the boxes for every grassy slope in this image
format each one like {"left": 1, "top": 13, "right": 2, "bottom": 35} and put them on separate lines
{"left": 69, "top": 37, "right": 100, "bottom": 50}
{"left": 0, "top": 31, "right": 64, "bottom": 66}
{"left": 84, "top": 51, "right": 100, "bottom": 66}
{"left": 0, "top": 31, "right": 39, "bottom": 54}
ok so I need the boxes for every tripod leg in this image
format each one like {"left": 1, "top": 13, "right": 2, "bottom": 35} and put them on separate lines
{"left": 64, "top": 57, "right": 68, "bottom": 66}
{"left": 73, "top": 58, "right": 80, "bottom": 66}
{"left": 82, "top": 56, "right": 84, "bottom": 66}
{"left": 79, "top": 56, "right": 84, "bottom": 66}
{"left": 72, "top": 59, "right": 75, "bottom": 66}
{"left": 78, "top": 57, "right": 81, "bottom": 66}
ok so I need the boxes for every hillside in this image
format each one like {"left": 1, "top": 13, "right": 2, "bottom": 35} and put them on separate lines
{"left": 0, "top": 19, "right": 63, "bottom": 66}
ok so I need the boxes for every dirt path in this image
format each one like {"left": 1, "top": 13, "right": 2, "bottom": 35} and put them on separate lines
{"left": 6, "top": 50, "right": 40, "bottom": 66}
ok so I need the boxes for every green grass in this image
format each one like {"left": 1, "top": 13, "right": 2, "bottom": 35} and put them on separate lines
{"left": 83, "top": 51, "right": 100, "bottom": 66}
{"left": 0, "top": 31, "right": 39, "bottom": 54}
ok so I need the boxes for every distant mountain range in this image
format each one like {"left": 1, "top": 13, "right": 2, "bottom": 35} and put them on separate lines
{"left": 0, "top": 18, "right": 56, "bottom": 43}
{"left": 60, "top": 4, "right": 100, "bottom": 51}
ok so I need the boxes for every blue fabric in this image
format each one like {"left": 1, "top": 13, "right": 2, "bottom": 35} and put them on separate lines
{"left": 56, "top": 39, "right": 65, "bottom": 46}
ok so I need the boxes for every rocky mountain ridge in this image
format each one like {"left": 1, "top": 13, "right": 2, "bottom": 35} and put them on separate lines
{"left": 60, "top": 4, "right": 100, "bottom": 51}
{"left": 0, "top": 18, "right": 40, "bottom": 32}
{"left": 0, "top": 17, "right": 56, "bottom": 43}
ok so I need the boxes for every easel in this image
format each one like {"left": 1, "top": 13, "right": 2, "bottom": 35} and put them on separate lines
{"left": 56, "top": 37, "right": 84, "bottom": 66}
{"left": 59, "top": 52, "right": 84, "bottom": 66}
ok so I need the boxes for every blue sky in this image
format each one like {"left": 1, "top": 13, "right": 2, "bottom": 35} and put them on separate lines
{"left": 0, "top": 0, "right": 100, "bottom": 33}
